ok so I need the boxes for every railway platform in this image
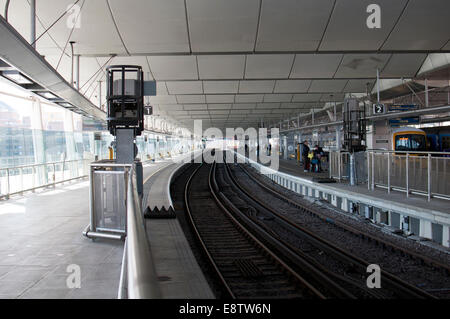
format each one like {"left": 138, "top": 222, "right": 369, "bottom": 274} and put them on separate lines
{"left": 253, "top": 156, "right": 450, "bottom": 248}
{"left": 142, "top": 159, "right": 214, "bottom": 299}
{"left": 0, "top": 159, "right": 182, "bottom": 299}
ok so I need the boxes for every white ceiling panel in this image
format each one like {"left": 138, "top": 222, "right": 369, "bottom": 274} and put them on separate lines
{"left": 176, "top": 95, "right": 206, "bottom": 104}
{"left": 280, "top": 103, "right": 312, "bottom": 109}
{"left": 256, "top": 103, "right": 280, "bottom": 109}
{"left": 186, "top": 0, "right": 260, "bottom": 52}
{"left": 147, "top": 56, "right": 198, "bottom": 80}
{"left": 273, "top": 80, "right": 311, "bottom": 93}
{"left": 184, "top": 104, "right": 207, "bottom": 111}
{"left": 208, "top": 104, "right": 233, "bottom": 110}
{"left": 309, "top": 80, "right": 348, "bottom": 93}
{"left": 382, "top": 0, "right": 450, "bottom": 50}
{"left": 319, "top": 0, "right": 408, "bottom": 51}
{"left": 245, "top": 54, "right": 294, "bottom": 78}
{"left": 320, "top": 94, "right": 346, "bottom": 102}
{"left": 108, "top": 0, "right": 189, "bottom": 53}
{"left": 33, "top": 0, "right": 128, "bottom": 55}
{"left": 205, "top": 95, "right": 235, "bottom": 103}
{"left": 234, "top": 94, "right": 264, "bottom": 103}
{"left": 209, "top": 110, "right": 230, "bottom": 115}
{"left": 203, "top": 81, "right": 239, "bottom": 94}
{"left": 158, "top": 104, "right": 184, "bottom": 111}
{"left": 231, "top": 109, "right": 252, "bottom": 115}
{"left": 166, "top": 81, "right": 203, "bottom": 94}
{"left": 342, "top": 80, "right": 374, "bottom": 93}
{"left": 381, "top": 54, "right": 427, "bottom": 78}
{"left": 253, "top": 109, "right": 274, "bottom": 114}
{"left": 232, "top": 103, "right": 257, "bottom": 109}
{"left": 292, "top": 93, "right": 323, "bottom": 102}
{"left": 263, "top": 94, "right": 293, "bottom": 103}
{"left": 239, "top": 80, "right": 275, "bottom": 93}
{"left": 334, "top": 54, "right": 391, "bottom": 78}
{"left": 290, "top": 54, "right": 343, "bottom": 78}
{"left": 256, "top": 0, "right": 334, "bottom": 51}
{"left": 156, "top": 82, "right": 169, "bottom": 95}
{"left": 197, "top": 55, "right": 245, "bottom": 79}
{"left": 149, "top": 95, "right": 178, "bottom": 104}
{"left": 189, "top": 109, "right": 209, "bottom": 114}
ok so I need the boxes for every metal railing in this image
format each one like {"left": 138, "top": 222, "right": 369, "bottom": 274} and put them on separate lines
{"left": 367, "top": 150, "right": 450, "bottom": 201}
{"left": 0, "top": 159, "right": 90, "bottom": 200}
{"left": 118, "top": 164, "right": 161, "bottom": 299}
{"left": 329, "top": 150, "right": 350, "bottom": 182}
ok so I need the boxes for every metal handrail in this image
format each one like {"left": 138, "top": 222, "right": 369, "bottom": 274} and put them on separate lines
{"left": 123, "top": 165, "right": 161, "bottom": 299}
{"left": 0, "top": 159, "right": 90, "bottom": 199}
{"left": 367, "top": 149, "right": 450, "bottom": 156}
{"left": 0, "top": 159, "right": 86, "bottom": 170}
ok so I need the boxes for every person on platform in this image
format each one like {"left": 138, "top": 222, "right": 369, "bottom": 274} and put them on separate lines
{"left": 302, "top": 141, "right": 310, "bottom": 172}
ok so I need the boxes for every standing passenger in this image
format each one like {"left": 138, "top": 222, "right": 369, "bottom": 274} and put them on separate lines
{"left": 302, "top": 141, "right": 310, "bottom": 172}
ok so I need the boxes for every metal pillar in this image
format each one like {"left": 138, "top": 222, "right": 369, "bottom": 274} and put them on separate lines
{"left": 30, "top": 0, "right": 36, "bottom": 48}
{"left": 76, "top": 55, "right": 80, "bottom": 90}
{"left": 70, "top": 41, "right": 75, "bottom": 86}
{"left": 98, "top": 80, "right": 102, "bottom": 109}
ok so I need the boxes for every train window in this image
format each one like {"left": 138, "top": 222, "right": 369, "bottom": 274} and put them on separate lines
{"left": 395, "top": 134, "right": 426, "bottom": 152}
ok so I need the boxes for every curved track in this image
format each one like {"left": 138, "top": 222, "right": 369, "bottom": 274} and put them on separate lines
{"left": 184, "top": 162, "right": 326, "bottom": 299}
{"left": 223, "top": 159, "right": 441, "bottom": 299}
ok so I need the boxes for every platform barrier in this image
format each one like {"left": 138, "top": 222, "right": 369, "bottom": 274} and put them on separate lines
{"left": 367, "top": 150, "right": 450, "bottom": 201}
{"left": 0, "top": 159, "right": 90, "bottom": 200}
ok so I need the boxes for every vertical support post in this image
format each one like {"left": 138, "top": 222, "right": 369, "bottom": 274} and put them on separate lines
{"left": 89, "top": 165, "right": 95, "bottom": 232}
{"left": 333, "top": 102, "right": 337, "bottom": 121}
{"left": 425, "top": 78, "right": 429, "bottom": 108}
{"left": 387, "top": 152, "right": 391, "bottom": 194}
{"left": 98, "top": 80, "right": 102, "bottom": 109}
{"left": 427, "top": 153, "right": 431, "bottom": 201}
{"left": 406, "top": 153, "right": 409, "bottom": 198}
{"left": 76, "top": 55, "right": 80, "bottom": 90}
{"left": 367, "top": 151, "right": 370, "bottom": 190}
{"left": 376, "top": 68, "right": 380, "bottom": 103}
{"left": 6, "top": 168, "right": 10, "bottom": 199}
{"left": 311, "top": 109, "right": 315, "bottom": 124}
{"left": 338, "top": 151, "right": 341, "bottom": 182}
{"left": 70, "top": 41, "right": 75, "bottom": 86}
{"left": 371, "top": 152, "right": 375, "bottom": 190}
{"left": 30, "top": 0, "right": 36, "bottom": 48}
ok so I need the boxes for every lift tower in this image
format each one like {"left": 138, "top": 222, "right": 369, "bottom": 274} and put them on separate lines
{"left": 342, "top": 98, "right": 367, "bottom": 185}
{"left": 106, "top": 65, "right": 144, "bottom": 164}
{"left": 84, "top": 65, "right": 147, "bottom": 240}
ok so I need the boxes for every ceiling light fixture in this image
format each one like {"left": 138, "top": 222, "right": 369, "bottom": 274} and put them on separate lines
{"left": 1, "top": 70, "right": 33, "bottom": 85}
{"left": 34, "top": 91, "right": 59, "bottom": 100}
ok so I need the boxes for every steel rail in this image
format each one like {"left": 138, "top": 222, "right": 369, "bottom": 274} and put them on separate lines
{"left": 230, "top": 162, "right": 437, "bottom": 299}
{"left": 239, "top": 162, "right": 450, "bottom": 274}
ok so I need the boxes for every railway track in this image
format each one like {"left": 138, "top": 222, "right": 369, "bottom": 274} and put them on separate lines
{"left": 222, "top": 158, "right": 443, "bottom": 298}
{"left": 184, "top": 162, "right": 327, "bottom": 299}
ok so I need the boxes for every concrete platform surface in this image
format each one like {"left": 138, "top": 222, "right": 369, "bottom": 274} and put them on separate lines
{"left": 0, "top": 160, "right": 171, "bottom": 299}
{"left": 143, "top": 161, "right": 215, "bottom": 299}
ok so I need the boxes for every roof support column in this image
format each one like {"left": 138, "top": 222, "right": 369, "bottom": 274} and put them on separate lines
{"left": 30, "top": 0, "right": 36, "bottom": 48}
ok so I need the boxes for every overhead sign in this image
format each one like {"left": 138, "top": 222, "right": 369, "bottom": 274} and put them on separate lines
{"left": 373, "top": 103, "right": 385, "bottom": 114}
{"left": 389, "top": 117, "right": 420, "bottom": 126}
{"left": 388, "top": 104, "right": 418, "bottom": 112}
{"left": 144, "top": 105, "right": 153, "bottom": 115}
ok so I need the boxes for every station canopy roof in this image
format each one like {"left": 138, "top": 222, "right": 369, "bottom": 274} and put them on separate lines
{"left": 3, "top": 0, "right": 450, "bottom": 130}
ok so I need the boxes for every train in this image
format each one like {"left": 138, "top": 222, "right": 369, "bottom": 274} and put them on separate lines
{"left": 288, "top": 124, "right": 450, "bottom": 154}
{"left": 392, "top": 126, "right": 450, "bottom": 153}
